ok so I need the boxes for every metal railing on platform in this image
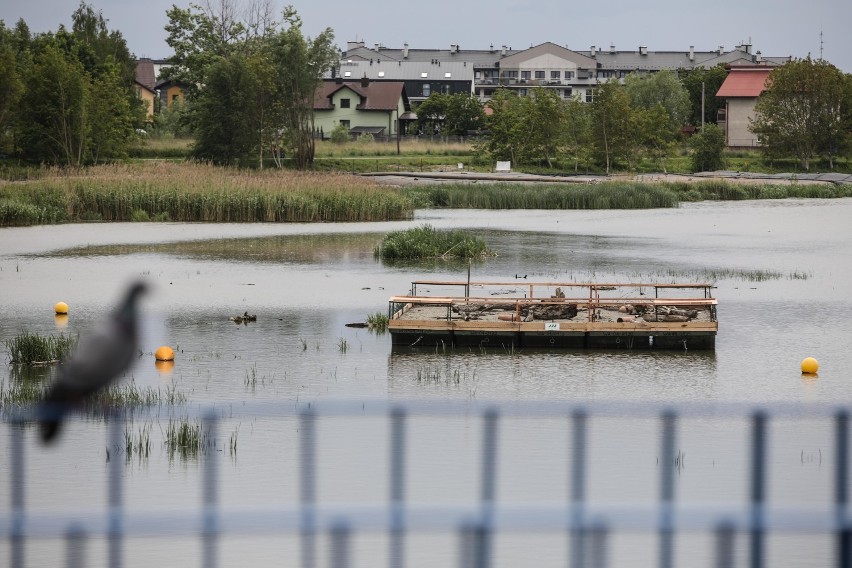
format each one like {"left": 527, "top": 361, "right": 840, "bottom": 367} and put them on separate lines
{"left": 3, "top": 399, "right": 851, "bottom": 568}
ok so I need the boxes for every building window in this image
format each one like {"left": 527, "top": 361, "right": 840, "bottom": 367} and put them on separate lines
{"left": 340, "top": 98, "right": 350, "bottom": 108}
{"left": 599, "top": 70, "right": 614, "bottom": 79}
{"left": 378, "top": 71, "right": 385, "bottom": 77}
{"left": 565, "top": 71, "right": 574, "bottom": 79}
{"left": 521, "top": 71, "right": 531, "bottom": 80}
{"left": 340, "top": 120, "right": 350, "bottom": 129}
{"left": 551, "top": 71, "right": 561, "bottom": 79}
{"left": 423, "top": 83, "right": 430, "bottom": 96}
{"left": 563, "top": 88, "right": 573, "bottom": 98}
{"left": 585, "top": 88, "right": 595, "bottom": 103}
{"left": 344, "top": 71, "right": 352, "bottom": 77}
{"left": 421, "top": 72, "right": 428, "bottom": 78}
{"left": 444, "top": 72, "right": 452, "bottom": 78}
{"left": 519, "top": 88, "right": 528, "bottom": 96}
{"left": 503, "top": 70, "right": 517, "bottom": 78}
{"left": 535, "top": 70, "right": 545, "bottom": 79}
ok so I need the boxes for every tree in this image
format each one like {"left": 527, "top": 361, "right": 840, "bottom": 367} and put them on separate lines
{"left": 476, "top": 88, "right": 521, "bottom": 163}
{"left": 0, "top": 24, "right": 24, "bottom": 152}
{"left": 590, "top": 80, "right": 633, "bottom": 173}
{"left": 624, "top": 70, "right": 690, "bottom": 131}
{"left": 87, "top": 61, "right": 136, "bottom": 163}
{"left": 192, "top": 54, "right": 259, "bottom": 165}
{"left": 415, "top": 93, "right": 448, "bottom": 134}
{"left": 443, "top": 93, "right": 484, "bottom": 136}
{"left": 680, "top": 64, "right": 728, "bottom": 126}
{"left": 689, "top": 124, "right": 726, "bottom": 172}
{"left": 750, "top": 58, "right": 848, "bottom": 171}
{"left": 17, "top": 41, "right": 89, "bottom": 166}
{"left": 270, "top": 7, "right": 336, "bottom": 169}
{"left": 523, "top": 88, "right": 565, "bottom": 167}
{"left": 562, "top": 96, "right": 592, "bottom": 172}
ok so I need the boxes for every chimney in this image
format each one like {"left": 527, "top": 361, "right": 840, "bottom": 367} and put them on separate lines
{"left": 610, "top": 44, "right": 615, "bottom": 54}
{"left": 346, "top": 40, "right": 365, "bottom": 51}
{"left": 590, "top": 45, "right": 596, "bottom": 56}
{"left": 688, "top": 46, "right": 694, "bottom": 61}
{"left": 755, "top": 50, "right": 763, "bottom": 63}
{"left": 718, "top": 45, "right": 724, "bottom": 55}
{"left": 403, "top": 42, "right": 409, "bottom": 59}
{"left": 501, "top": 45, "right": 507, "bottom": 56}
{"left": 450, "top": 43, "right": 459, "bottom": 54}
{"left": 490, "top": 43, "right": 495, "bottom": 52}
{"left": 639, "top": 45, "right": 648, "bottom": 56}
{"left": 361, "top": 75, "right": 369, "bottom": 88}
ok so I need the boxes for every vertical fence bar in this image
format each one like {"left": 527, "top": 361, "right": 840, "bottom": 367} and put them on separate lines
{"left": 202, "top": 412, "right": 219, "bottom": 568}
{"left": 108, "top": 411, "right": 123, "bottom": 568}
{"left": 65, "top": 523, "right": 86, "bottom": 568}
{"left": 715, "top": 522, "right": 736, "bottom": 568}
{"left": 476, "top": 408, "right": 499, "bottom": 568}
{"left": 588, "top": 524, "right": 609, "bottom": 568}
{"left": 389, "top": 407, "right": 406, "bottom": 568}
{"left": 10, "top": 419, "right": 25, "bottom": 568}
{"left": 300, "top": 408, "right": 317, "bottom": 568}
{"left": 570, "top": 410, "right": 588, "bottom": 568}
{"left": 750, "top": 411, "right": 767, "bottom": 568}
{"left": 330, "top": 521, "right": 351, "bottom": 568}
{"left": 837, "top": 410, "right": 850, "bottom": 568}
{"left": 659, "top": 411, "right": 677, "bottom": 568}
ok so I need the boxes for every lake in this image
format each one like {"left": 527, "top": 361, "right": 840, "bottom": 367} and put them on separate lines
{"left": 1, "top": 198, "right": 851, "bottom": 567}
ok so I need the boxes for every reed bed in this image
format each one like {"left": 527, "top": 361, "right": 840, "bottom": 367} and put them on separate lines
{"left": 375, "top": 224, "right": 493, "bottom": 260}
{"left": 5, "top": 332, "right": 76, "bottom": 366}
{"left": 404, "top": 181, "right": 681, "bottom": 210}
{"left": 316, "top": 139, "right": 474, "bottom": 158}
{"left": 164, "top": 418, "right": 211, "bottom": 460}
{"left": 0, "top": 162, "right": 414, "bottom": 226}
{"left": 0, "top": 377, "right": 187, "bottom": 408}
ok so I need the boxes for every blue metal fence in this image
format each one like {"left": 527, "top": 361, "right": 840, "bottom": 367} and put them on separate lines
{"left": 3, "top": 400, "right": 851, "bottom": 568}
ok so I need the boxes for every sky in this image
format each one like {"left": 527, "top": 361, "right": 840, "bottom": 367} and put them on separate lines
{"left": 2, "top": 0, "right": 851, "bottom": 72}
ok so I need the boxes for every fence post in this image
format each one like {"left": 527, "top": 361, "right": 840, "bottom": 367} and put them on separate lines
{"left": 202, "top": 412, "right": 219, "bottom": 568}
{"left": 570, "top": 410, "right": 587, "bottom": 568}
{"left": 836, "top": 410, "right": 850, "bottom": 568}
{"left": 659, "top": 411, "right": 677, "bottom": 568}
{"left": 66, "top": 523, "right": 87, "bottom": 568}
{"left": 10, "top": 420, "right": 25, "bottom": 568}
{"left": 750, "top": 411, "right": 767, "bottom": 568}
{"left": 108, "top": 411, "right": 124, "bottom": 568}
{"left": 389, "top": 408, "right": 407, "bottom": 568}
{"left": 476, "top": 408, "right": 499, "bottom": 568}
{"left": 715, "top": 521, "right": 736, "bottom": 568}
{"left": 330, "top": 520, "right": 351, "bottom": 568}
{"left": 300, "top": 408, "right": 317, "bottom": 568}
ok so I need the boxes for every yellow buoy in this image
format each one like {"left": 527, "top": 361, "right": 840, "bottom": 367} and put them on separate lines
{"left": 54, "top": 301, "right": 69, "bottom": 315}
{"left": 155, "top": 346, "right": 175, "bottom": 361}
{"left": 801, "top": 357, "right": 819, "bottom": 374}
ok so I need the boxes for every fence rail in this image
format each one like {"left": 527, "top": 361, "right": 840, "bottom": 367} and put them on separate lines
{"left": 3, "top": 399, "right": 851, "bottom": 568}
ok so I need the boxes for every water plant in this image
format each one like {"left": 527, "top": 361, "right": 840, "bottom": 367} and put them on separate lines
{"left": 375, "top": 224, "right": 493, "bottom": 260}
{"left": 164, "top": 418, "right": 211, "bottom": 460}
{"left": 5, "top": 332, "right": 77, "bottom": 366}
{"left": 366, "top": 312, "right": 389, "bottom": 332}
{"left": 337, "top": 338, "right": 349, "bottom": 353}
{"left": 124, "top": 422, "right": 152, "bottom": 460}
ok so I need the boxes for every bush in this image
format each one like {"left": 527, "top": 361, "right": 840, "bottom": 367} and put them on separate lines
{"left": 329, "top": 123, "right": 350, "bottom": 144}
{"left": 690, "top": 125, "right": 726, "bottom": 172}
{"left": 374, "top": 224, "right": 492, "bottom": 260}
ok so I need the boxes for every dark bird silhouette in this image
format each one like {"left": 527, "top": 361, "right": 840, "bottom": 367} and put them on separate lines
{"left": 39, "top": 281, "right": 148, "bottom": 443}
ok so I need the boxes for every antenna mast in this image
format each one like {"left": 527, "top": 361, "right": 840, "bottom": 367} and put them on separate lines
{"left": 819, "top": 29, "right": 824, "bottom": 60}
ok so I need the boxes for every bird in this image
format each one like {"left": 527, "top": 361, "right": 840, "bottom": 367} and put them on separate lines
{"left": 38, "top": 281, "right": 148, "bottom": 443}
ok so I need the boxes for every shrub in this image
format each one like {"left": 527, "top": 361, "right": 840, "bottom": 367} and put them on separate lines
{"left": 329, "top": 123, "right": 350, "bottom": 144}
{"left": 690, "top": 125, "right": 726, "bottom": 172}
{"left": 374, "top": 224, "right": 492, "bottom": 260}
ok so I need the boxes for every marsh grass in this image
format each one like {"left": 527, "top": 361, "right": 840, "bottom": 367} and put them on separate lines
{"left": 0, "top": 162, "right": 414, "bottom": 226}
{"left": 124, "top": 422, "right": 152, "bottom": 460}
{"left": 375, "top": 224, "right": 493, "bottom": 260}
{"left": 5, "top": 332, "right": 76, "bottom": 365}
{"left": 366, "top": 312, "right": 389, "bottom": 333}
{"left": 337, "top": 338, "right": 349, "bottom": 353}
{"left": 315, "top": 139, "right": 473, "bottom": 158}
{"left": 164, "top": 418, "right": 211, "bottom": 460}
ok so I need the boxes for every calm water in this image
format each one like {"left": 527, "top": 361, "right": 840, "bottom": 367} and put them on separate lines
{"left": 2, "top": 199, "right": 851, "bottom": 567}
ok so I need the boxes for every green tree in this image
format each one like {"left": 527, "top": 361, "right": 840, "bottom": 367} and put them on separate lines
{"left": 562, "top": 96, "right": 592, "bottom": 172}
{"left": 270, "top": 7, "right": 336, "bottom": 169}
{"left": 590, "top": 80, "right": 633, "bottom": 173}
{"left": 192, "top": 54, "right": 259, "bottom": 165}
{"left": 689, "top": 123, "right": 726, "bottom": 172}
{"left": 17, "top": 41, "right": 89, "bottom": 165}
{"left": 750, "top": 58, "right": 848, "bottom": 170}
{"left": 523, "top": 88, "right": 565, "bottom": 167}
{"left": 415, "top": 93, "right": 448, "bottom": 134}
{"left": 624, "top": 70, "right": 690, "bottom": 131}
{"left": 87, "top": 62, "right": 135, "bottom": 162}
{"left": 476, "top": 89, "right": 525, "bottom": 164}
{"left": 680, "top": 64, "right": 728, "bottom": 126}
{"left": 0, "top": 24, "right": 25, "bottom": 152}
{"left": 443, "top": 93, "right": 484, "bottom": 136}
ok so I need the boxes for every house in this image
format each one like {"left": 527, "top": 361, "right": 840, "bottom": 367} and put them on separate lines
{"left": 134, "top": 58, "right": 158, "bottom": 122}
{"left": 155, "top": 79, "right": 187, "bottom": 110}
{"left": 331, "top": 60, "right": 473, "bottom": 105}
{"left": 314, "top": 78, "right": 412, "bottom": 139}
{"left": 715, "top": 65, "right": 774, "bottom": 147}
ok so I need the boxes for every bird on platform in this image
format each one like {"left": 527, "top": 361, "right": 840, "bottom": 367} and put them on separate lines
{"left": 38, "top": 281, "right": 148, "bottom": 444}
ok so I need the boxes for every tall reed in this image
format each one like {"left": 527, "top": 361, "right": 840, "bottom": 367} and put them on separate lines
{"left": 5, "top": 332, "right": 76, "bottom": 365}
{"left": 375, "top": 224, "right": 492, "bottom": 260}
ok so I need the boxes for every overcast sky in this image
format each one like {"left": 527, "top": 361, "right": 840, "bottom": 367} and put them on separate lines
{"left": 2, "top": 0, "right": 850, "bottom": 72}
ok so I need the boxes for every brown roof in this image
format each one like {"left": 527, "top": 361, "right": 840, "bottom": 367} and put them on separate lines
{"left": 716, "top": 67, "right": 771, "bottom": 98}
{"left": 314, "top": 80, "right": 406, "bottom": 111}
{"left": 135, "top": 58, "right": 156, "bottom": 91}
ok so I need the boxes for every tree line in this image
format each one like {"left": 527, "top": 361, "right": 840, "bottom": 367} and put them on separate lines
{"left": 2, "top": 1, "right": 851, "bottom": 172}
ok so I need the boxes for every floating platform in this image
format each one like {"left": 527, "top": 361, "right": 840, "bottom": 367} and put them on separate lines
{"left": 388, "top": 281, "right": 717, "bottom": 350}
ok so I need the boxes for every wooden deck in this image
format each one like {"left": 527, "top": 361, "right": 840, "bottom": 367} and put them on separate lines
{"left": 388, "top": 281, "right": 718, "bottom": 350}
